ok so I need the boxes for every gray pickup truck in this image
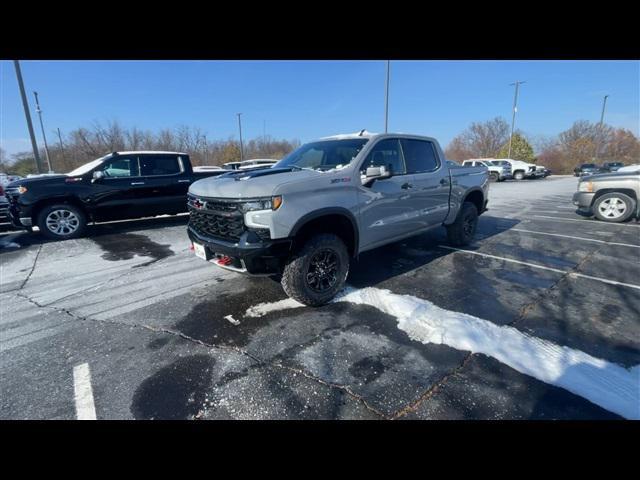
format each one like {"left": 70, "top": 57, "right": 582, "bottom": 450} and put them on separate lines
{"left": 187, "top": 132, "right": 489, "bottom": 306}
{"left": 573, "top": 170, "right": 640, "bottom": 222}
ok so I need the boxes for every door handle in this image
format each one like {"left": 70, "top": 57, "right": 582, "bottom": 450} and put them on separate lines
{"left": 401, "top": 182, "right": 413, "bottom": 190}
{"left": 178, "top": 179, "right": 191, "bottom": 183}
{"left": 440, "top": 178, "right": 449, "bottom": 185}
{"left": 131, "top": 182, "right": 145, "bottom": 185}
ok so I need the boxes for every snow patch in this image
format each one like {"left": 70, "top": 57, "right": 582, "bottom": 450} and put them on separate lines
{"left": 244, "top": 298, "right": 304, "bottom": 318}
{"left": 334, "top": 287, "right": 639, "bottom": 420}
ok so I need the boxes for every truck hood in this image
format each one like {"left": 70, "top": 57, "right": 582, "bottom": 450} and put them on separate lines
{"left": 188, "top": 167, "right": 324, "bottom": 199}
{"left": 7, "top": 174, "right": 68, "bottom": 188}
{"left": 582, "top": 171, "right": 640, "bottom": 182}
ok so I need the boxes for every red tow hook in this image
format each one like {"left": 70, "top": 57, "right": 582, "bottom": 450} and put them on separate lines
{"left": 217, "top": 256, "right": 233, "bottom": 266}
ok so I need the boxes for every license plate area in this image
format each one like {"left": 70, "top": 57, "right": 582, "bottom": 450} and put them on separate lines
{"left": 193, "top": 241, "right": 209, "bottom": 261}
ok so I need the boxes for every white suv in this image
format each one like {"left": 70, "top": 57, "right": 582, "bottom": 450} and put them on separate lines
{"left": 462, "top": 159, "right": 511, "bottom": 182}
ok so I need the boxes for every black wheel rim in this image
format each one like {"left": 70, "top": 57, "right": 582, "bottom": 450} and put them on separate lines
{"left": 306, "top": 249, "right": 339, "bottom": 293}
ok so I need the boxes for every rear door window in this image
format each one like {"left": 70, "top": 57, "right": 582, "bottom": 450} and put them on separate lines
{"left": 140, "top": 155, "right": 182, "bottom": 176}
{"left": 400, "top": 139, "right": 439, "bottom": 174}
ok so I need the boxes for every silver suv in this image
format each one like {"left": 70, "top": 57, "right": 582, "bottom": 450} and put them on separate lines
{"left": 188, "top": 132, "right": 489, "bottom": 305}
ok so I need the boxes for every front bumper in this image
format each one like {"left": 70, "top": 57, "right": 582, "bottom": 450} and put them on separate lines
{"left": 572, "top": 191, "right": 595, "bottom": 215}
{"left": 188, "top": 226, "right": 292, "bottom": 275}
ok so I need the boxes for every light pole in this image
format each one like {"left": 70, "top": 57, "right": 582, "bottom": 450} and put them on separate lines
{"left": 384, "top": 60, "right": 390, "bottom": 133}
{"left": 237, "top": 113, "right": 244, "bottom": 161}
{"left": 56, "top": 127, "right": 66, "bottom": 164}
{"left": 595, "top": 94, "right": 610, "bottom": 161}
{"left": 507, "top": 80, "right": 526, "bottom": 159}
{"left": 13, "top": 61, "right": 43, "bottom": 173}
{"left": 33, "top": 91, "right": 53, "bottom": 172}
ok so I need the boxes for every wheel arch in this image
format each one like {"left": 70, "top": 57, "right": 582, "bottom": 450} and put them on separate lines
{"left": 289, "top": 208, "right": 359, "bottom": 257}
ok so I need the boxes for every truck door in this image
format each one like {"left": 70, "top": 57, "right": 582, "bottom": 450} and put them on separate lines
{"left": 139, "top": 154, "right": 189, "bottom": 215}
{"left": 400, "top": 138, "right": 451, "bottom": 228}
{"left": 90, "top": 155, "right": 148, "bottom": 221}
{"left": 357, "top": 138, "right": 422, "bottom": 250}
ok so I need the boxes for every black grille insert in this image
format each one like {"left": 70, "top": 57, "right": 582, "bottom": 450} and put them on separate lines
{"left": 189, "top": 208, "right": 245, "bottom": 242}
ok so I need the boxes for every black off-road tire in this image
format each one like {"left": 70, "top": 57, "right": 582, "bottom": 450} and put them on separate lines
{"left": 281, "top": 233, "right": 349, "bottom": 307}
{"left": 36, "top": 203, "right": 88, "bottom": 240}
{"left": 592, "top": 192, "right": 636, "bottom": 223}
{"left": 446, "top": 202, "right": 478, "bottom": 246}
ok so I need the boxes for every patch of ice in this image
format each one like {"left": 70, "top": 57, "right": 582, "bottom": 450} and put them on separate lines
{"left": 244, "top": 298, "right": 304, "bottom": 318}
{"left": 224, "top": 315, "right": 240, "bottom": 325}
{"left": 334, "top": 286, "right": 640, "bottom": 420}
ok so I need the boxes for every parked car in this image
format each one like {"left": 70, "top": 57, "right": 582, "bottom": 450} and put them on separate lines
{"left": 574, "top": 163, "right": 600, "bottom": 177}
{"left": 462, "top": 159, "right": 511, "bottom": 182}
{"left": 488, "top": 159, "right": 537, "bottom": 180}
{"left": 0, "top": 184, "right": 9, "bottom": 224}
{"left": 573, "top": 170, "right": 640, "bottom": 223}
{"left": 4, "top": 151, "right": 227, "bottom": 240}
{"left": 599, "top": 162, "right": 625, "bottom": 173}
{"left": 187, "top": 132, "right": 489, "bottom": 306}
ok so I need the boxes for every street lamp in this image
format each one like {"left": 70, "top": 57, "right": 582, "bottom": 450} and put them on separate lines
{"left": 33, "top": 91, "right": 53, "bottom": 173}
{"left": 508, "top": 80, "right": 526, "bottom": 159}
{"left": 384, "top": 60, "right": 390, "bottom": 133}
{"left": 237, "top": 113, "right": 244, "bottom": 161}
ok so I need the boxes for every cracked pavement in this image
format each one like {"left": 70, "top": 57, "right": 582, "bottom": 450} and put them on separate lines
{"left": 1, "top": 178, "right": 638, "bottom": 419}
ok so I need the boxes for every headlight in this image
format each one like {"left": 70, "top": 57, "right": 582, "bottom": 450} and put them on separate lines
{"left": 578, "top": 181, "right": 593, "bottom": 192}
{"left": 239, "top": 196, "right": 282, "bottom": 212}
{"left": 17, "top": 186, "right": 28, "bottom": 194}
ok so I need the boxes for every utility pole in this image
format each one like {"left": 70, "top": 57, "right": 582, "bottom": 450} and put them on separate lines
{"left": 384, "top": 60, "right": 390, "bottom": 133}
{"left": 13, "top": 61, "right": 44, "bottom": 173}
{"left": 508, "top": 80, "right": 526, "bottom": 159}
{"left": 263, "top": 120, "right": 266, "bottom": 141}
{"left": 203, "top": 134, "right": 208, "bottom": 164}
{"left": 237, "top": 113, "right": 244, "bottom": 161}
{"left": 595, "top": 94, "right": 610, "bottom": 161}
{"left": 33, "top": 91, "right": 52, "bottom": 172}
{"left": 56, "top": 127, "right": 66, "bottom": 164}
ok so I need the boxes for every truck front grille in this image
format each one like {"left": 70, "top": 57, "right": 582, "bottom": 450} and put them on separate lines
{"left": 189, "top": 209, "right": 246, "bottom": 242}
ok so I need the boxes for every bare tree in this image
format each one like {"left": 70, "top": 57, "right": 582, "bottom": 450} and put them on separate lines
{"left": 446, "top": 117, "right": 510, "bottom": 159}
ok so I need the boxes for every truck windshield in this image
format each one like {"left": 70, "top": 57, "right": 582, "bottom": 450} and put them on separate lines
{"left": 277, "top": 139, "right": 369, "bottom": 171}
{"left": 67, "top": 155, "right": 112, "bottom": 176}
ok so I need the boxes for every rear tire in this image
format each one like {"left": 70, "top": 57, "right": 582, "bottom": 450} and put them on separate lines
{"left": 37, "top": 203, "right": 87, "bottom": 240}
{"left": 281, "top": 233, "right": 349, "bottom": 307}
{"left": 513, "top": 170, "right": 525, "bottom": 181}
{"left": 592, "top": 193, "right": 636, "bottom": 223}
{"left": 489, "top": 172, "right": 499, "bottom": 182}
{"left": 446, "top": 202, "right": 478, "bottom": 246}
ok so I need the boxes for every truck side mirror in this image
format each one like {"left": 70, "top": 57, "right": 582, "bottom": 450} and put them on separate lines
{"left": 363, "top": 165, "right": 392, "bottom": 187}
{"left": 92, "top": 170, "right": 105, "bottom": 183}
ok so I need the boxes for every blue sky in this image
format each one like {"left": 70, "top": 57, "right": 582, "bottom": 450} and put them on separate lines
{"left": 1, "top": 60, "right": 638, "bottom": 158}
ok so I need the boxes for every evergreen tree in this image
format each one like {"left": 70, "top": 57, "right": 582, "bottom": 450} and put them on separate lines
{"left": 498, "top": 133, "right": 536, "bottom": 162}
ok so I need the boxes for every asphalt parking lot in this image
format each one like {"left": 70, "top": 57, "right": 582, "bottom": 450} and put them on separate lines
{"left": 1, "top": 175, "right": 638, "bottom": 420}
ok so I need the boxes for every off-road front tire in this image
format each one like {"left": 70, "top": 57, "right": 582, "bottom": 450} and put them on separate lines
{"left": 446, "top": 201, "right": 478, "bottom": 246}
{"left": 489, "top": 172, "right": 499, "bottom": 182}
{"left": 36, "top": 203, "right": 87, "bottom": 240}
{"left": 513, "top": 170, "right": 525, "bottom": 181}
{"left": 281, "top": 233, "right": 349, "bottom": 307}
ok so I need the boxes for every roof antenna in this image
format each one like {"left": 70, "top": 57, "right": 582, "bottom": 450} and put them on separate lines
{"left": 358, "top": 129, "right": 366, "bottom": 136}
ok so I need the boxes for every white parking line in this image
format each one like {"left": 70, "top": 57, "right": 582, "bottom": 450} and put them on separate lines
{"left": 439, "top": 246, "right": 640, "bottom": 291}
{"left": 73, "top": 363, "right": 97, "bottom": 420}
{"left": 533, "top": 215, "right": 640, "bottom": 227}
{"left": 510, "top": 228, "right": 640, "bottom": 249}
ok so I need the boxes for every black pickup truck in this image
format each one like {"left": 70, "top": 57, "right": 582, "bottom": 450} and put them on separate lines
{"left": 4, "top": 151, "right": 226, "bottom": 240}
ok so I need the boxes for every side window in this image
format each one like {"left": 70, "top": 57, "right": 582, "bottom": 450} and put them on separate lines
{"left": 100, "top": 157, "right": 139, "bottom": 178}
{"left": 361, "top": 139, "right": 406, "bottom": 175}
{"left": 400, "top": 139, "right": 439, "bottom": 174}
{"left": 140, "top": 155, "right": 181, "bottom": 176}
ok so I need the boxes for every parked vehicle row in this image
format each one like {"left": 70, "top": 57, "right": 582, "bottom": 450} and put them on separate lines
{"left": 462, "top": 158, "right": 548, "bottom": 181}
{"left": 574, "top": 162, "right": 627, "bottom": 177}
{"left": 187, "top": 132, "right": 489, "bottom": 306}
